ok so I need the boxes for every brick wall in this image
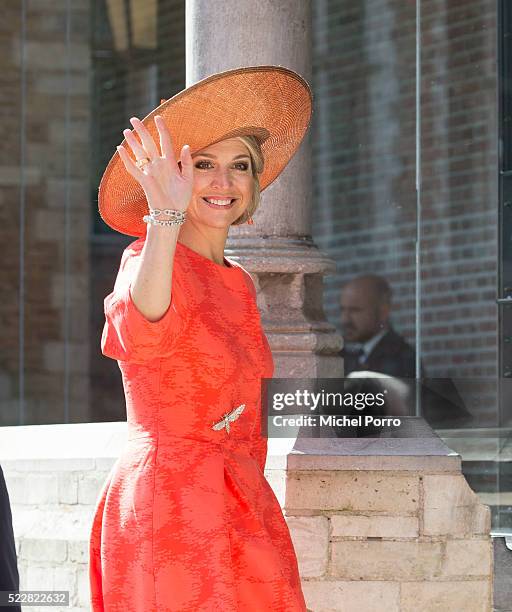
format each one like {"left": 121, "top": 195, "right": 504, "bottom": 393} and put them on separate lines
{"left": 0, "top": 0, "right": 500, "bottom": 426}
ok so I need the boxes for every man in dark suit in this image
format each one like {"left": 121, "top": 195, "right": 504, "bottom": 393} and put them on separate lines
{"left": 338, "top": 274, "right": 472, "bottom": 428}
{"left": 0, "top": 464, "right": 21, "bottom": 612}
{"left": 340, "top": 275, "right": 417, "bottom": 377}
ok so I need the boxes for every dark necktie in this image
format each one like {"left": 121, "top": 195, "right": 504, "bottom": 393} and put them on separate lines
{"left": 345, "top": 347, "right": 365, "bottom": 370}
{"left": 354, "top": 347, "right": 366, "bottom": 364}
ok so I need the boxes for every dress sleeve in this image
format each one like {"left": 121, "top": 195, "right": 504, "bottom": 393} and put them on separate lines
{"left": 100, "top": 239, "right": 187, "bottom": 364}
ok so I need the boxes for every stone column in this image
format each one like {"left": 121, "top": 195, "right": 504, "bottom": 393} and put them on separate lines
{"left": 185, "top": 0, "right": 343, "bottom": 377}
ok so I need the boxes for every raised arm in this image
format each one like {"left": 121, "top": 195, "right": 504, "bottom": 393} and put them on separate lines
{"left": 101, "top": 115, "right": 194, "bottom": 363}
{"left": 117, "top": 115, "right": 193, "bottom": 322}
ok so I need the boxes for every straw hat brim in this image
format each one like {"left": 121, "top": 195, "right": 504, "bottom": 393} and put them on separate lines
{"left": 98, "top": 65, "right": 313, "bottom": 237}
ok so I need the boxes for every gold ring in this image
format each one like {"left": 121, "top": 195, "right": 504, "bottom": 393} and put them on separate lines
{"left": 136, "top": 157, "right": 151, "bottom": 169}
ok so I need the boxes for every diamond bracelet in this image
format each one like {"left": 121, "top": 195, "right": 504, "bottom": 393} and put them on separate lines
{"left": 142, "top": 208, "right": 187, "bottom": 227}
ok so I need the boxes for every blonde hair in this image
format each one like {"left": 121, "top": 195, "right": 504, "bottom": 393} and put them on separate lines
{"left": 230, "top": 135, "right": 265, "bottom": 225}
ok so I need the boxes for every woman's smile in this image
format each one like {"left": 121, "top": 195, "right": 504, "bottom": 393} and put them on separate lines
{"left": 201, "top": 196, "right": 239, "bottom": 210}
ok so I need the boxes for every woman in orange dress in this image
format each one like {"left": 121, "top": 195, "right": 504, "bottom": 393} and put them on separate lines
{"left": 88, "top": 66, "right": 312, "bottom": 612}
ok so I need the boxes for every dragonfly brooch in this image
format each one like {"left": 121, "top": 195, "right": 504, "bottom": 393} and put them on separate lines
{"left": 211, "top": 403, "right": 246, "bottom": 434}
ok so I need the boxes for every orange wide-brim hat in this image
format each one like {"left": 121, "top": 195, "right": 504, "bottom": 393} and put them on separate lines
{"left": 97, "top": 65, "right": 313, "bottom": 237}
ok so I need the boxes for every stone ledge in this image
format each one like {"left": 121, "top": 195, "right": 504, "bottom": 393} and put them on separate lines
{"left": 0, "top": 424, "right": 464, "bottom": 478}
{"left": 287, "top": 436, "right": 461, "bottom": 472}
{"left": 0, "top": 423, "right": 299, "bottom": 468}
{"left": 0, "top": 422, "right": 126, "bottom": 461}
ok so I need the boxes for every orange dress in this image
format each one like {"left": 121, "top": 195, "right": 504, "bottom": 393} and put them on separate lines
{"left": 88, "top": 237, "right": 307, "bottom": 612}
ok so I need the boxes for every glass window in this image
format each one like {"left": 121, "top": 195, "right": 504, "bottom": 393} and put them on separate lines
{"left": 311, "top": 1, "right": 508, "bottom": 532}
{"left": 2, "top": 0, "right": 510, "bottom": 534}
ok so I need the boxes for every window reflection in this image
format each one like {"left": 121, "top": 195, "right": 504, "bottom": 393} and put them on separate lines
{"left": 1, "top": 0, "right": 509, "bottom": 533}
{"left": 311, "top": 1, "right": 506, "bottom": 530}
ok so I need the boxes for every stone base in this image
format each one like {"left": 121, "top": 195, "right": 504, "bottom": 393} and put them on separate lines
{"left": 0, "top": 423, "right": 495, "bottom": 612}
{"left": 283, "top": 432, "right": 493, "bottom": 612}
